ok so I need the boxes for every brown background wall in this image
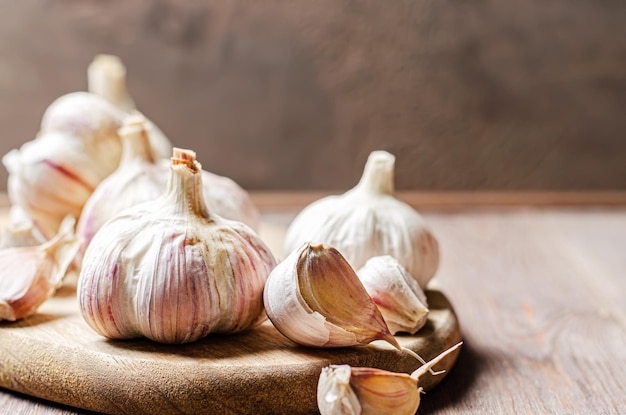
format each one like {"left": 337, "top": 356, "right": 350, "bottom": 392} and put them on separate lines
{"left": 0, "top": 0, "right": 624, "bottom": 191}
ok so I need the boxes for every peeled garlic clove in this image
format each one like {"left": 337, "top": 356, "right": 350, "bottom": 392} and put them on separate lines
{"left": 264, "top": 243, "right": 398, "bottom": 348}
{"left": 0, "top": 218, "right": 81, "bottom": 321}
{"left": 284, "top": 151, "right": 439, "bottom": 289}
{"left": 357, "top": 255, "right": 429, "bottom": 335}
{"left": 87, "top": 54, "right": 172, "bottom": 159}
{"left": 78, "top": 148, "right": 276, "bottom": 344}
{"left": 317, "top": 342, "right": 463, "bottom": 415}
{"left": 77, "top": 115, "right": 260, "bottom": 252}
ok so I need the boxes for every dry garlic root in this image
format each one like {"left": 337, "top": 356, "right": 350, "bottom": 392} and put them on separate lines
{"left": 284, "top": 151, "right": 439, "bottom": 289}
{"left": 78, "top": 148, "right": 276, "bottom": 344}
{"left": 357, "top": 255, "right": 429, "bottom": 335}
{"left": 317, "top": 342, "right": 462, "bottom": 415}
{"left": 77, "top": 114, "right": 260, "bottom": 252}
{"left": 0, "top": 217, "right": 81, "bottom": 321}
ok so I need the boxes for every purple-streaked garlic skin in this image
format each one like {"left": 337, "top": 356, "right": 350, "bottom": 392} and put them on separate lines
{"left": 284, "top": 151, "right": 439, "bottom": 289}
{"left": 78, "top": 148, "right": 275, "bottom": 344}
{"left": 264, "top": 243, "right": 397, "bottom": 349}
{"left": 357, "top": 255, "right": 429, "bottom": 335}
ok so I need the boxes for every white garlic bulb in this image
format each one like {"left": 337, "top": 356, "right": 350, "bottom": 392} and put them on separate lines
{"left": 284, "top": 150, "right": 439, "bottom": 289}
{"left": 264, "top": 243, "right": 401, "bottom": 350}
{"left": 0, "top": 217, "right": 81, "bottom": 321}
{"left": 77, "top": 114, "right": 260, "bottom": 252}
{"left": 3, "top": 116, "right": 122, "bottom": 236}
{"left": 357, "top": 255, "right": 429, "bottom": 335}
{"left": 78, "top": 148, "right": 276, "bottom": 344}
{"left": 88, "top": 54, "right": 172, "bottom": 159}
{"left": 317, "top": 342, "right": 462, "bottom": 415}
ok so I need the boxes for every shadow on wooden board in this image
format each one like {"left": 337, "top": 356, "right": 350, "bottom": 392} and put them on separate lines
{"left": 0, "top": 0, "right": 624, "bottom": 191}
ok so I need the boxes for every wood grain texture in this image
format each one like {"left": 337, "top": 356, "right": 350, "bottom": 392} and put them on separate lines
{"left": 3, "top": 207, "right": 626, "bottom": 414}
{"left": 0, "top": 208, "right": 461, "bottom": 415}
{"left": 0, "top": 0, "right": 625, "bottom": 192}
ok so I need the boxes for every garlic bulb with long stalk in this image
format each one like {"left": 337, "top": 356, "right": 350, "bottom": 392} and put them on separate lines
{"left": 77, "top": 115, "right": 260, "bottom": 252}
{"left": 317, "top": 342, "right": 462, "bottom": 415}
{"left": 264, "top": 243, "right": 435, "bottom": 371}
{"left": 88, "top": 54, "right": 171, "bottom": 159}
{"left": 284, "top": 151, "right": 439, "bottom": 289}
{"left": 357, "top": 255, "right": 429, "bottom": 335}
{"left": 0, "top": 217, "right": 81, "bottom": 321}
{"left": 78, "top": 148, "right": 276, "bottom": 344}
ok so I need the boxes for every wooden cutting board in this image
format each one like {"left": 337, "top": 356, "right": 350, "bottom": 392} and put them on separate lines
{"left": 0, "top": 219, "right": 461, "bottom": 415}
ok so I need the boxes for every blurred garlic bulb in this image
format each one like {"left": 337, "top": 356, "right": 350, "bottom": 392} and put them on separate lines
{"left": 357, "top": 255, "right": 429, "bottom": 335}
{"left": 264, "top": 243, "right": 433, "bottom": 373}
{"left": 317, "top": 342, "right": 462, "bottom": 415}
{"left": 3, "top": 110, "right": 122, "bottom": 236}
{"left": 0, "top": 217, "right": 81, "bottom": 321}
{"left": 88, "top": 54, "right": 172, "bottom": 158}
{"left": 78, "top": 148, "right": 276, "bottom": 344}
{"left": 77, "top": 114, "right": 260, "bottom": 252}
{"left": 284, "top": 151, "right": 439, "bottom": 289}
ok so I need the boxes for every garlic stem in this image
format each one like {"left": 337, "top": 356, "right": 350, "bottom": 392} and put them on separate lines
{"left": 410, "top": 341, "right": 463, "bottom": 380}
{"left": 164, "top": 148, "right": 209, "bottom": 217}
{"left": 356, "top": 151, "right": 395, "bottom": 195}
{"left": 88, "top": 54, "right": 135, "bottom": 111}
{"left": 118, "top": 114, "right": 156, "bottom": 164}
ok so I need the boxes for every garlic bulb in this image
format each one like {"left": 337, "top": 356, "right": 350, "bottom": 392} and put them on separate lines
{"left": 77, "top": 115, "right": 260, "bottom": 251}
{"left": 357, "top": 255, "right": 429, "bottom": 335}
{"left": 317, "top": 342, "right": 462, "bottom": 415}
{"left": 0, "top": 218, "right": 81, "bottom": 321}
{"left": 284, "top": 151, "right": 439, "bottom": 289}
{"left": 78, "top": 148, "right": 276, "bottom": 344}
{"left": 3, "top": 125, "right": 122, "bottom": 236}
{"left": 264, "top": 243, "right": 404, "bottom": 351}
{"left": 88, "top": 54, "right": 172, "bottom": 159}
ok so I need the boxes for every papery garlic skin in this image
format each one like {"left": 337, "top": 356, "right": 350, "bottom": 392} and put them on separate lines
{"left": 0, "top": 218, "right": 81, "bottom": 321}
{"left": 263, "top": 243, "right": 397, "bottom": 348}
{"left": 3, "top": 126, "right": 121, "bottom": 236}
{"left": 317, "top": 342, "right": 463, "bottom": 415}
{"left": 284, "top": 151, "right": 439, "bottom": 289}
{"left": 318, "top": 365, "right": 362, "bottom": 415}
{"left": 318, "top": 365, "right": 420, "bottom": 415}
{"left": 77, "top": 115, "right": 260, "bottom": 251}
{"left": 78, "top": 148, "right": 276, "bottom": 344}
{"left": 357, "top": 255, "right": 429, "bottom": 335}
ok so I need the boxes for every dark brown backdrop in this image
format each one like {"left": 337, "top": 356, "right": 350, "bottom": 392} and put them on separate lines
{"left": 0, "top": 0, "right": 624, "bottom": 191}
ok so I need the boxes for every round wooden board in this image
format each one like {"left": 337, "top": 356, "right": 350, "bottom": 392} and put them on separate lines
{"left": 0, "top": 287, "right": 460, "bottom": 415}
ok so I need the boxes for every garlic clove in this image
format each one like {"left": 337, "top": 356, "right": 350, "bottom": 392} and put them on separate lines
{"left": 317, "top": 342, "right": 463, "bottom": 415}
{"left": 0, "top": 218, "right": 48, "bottom": 249}
{"left": 357, "top": 255, "right": 429, "bottom": 335}
{"left": 78, "top": 148, "right": 276, "bottom": 344}
{"left": 284, "top": 150, "right": 439, "bottom": 289}
{"left": 263, "top": 243, "right": 398, "bottom": 348}
{"left": 0, "top": 217, "right": 81, "bottom": 321}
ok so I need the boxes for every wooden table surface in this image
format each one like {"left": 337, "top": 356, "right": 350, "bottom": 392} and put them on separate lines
{"left": 2, "top": 204, "right": 626, "bottom": 414}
